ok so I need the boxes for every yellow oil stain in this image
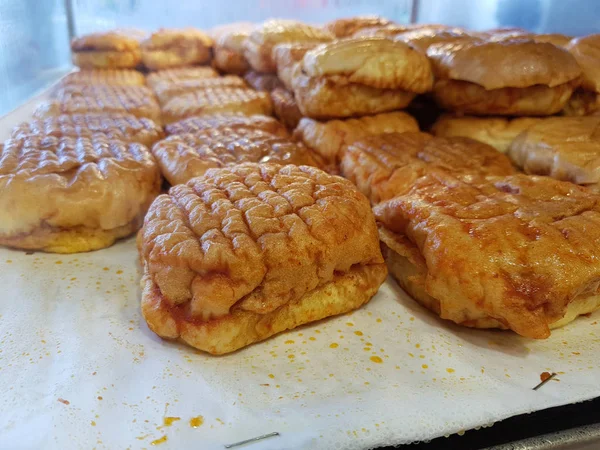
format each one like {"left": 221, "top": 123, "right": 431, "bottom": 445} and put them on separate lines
{"left": 91, "top": 421, "right": 96, "bottom": 426}
{"left": 329, "top": 343, "right": 339, "bottom": 349}
{"left": 365, "top": 342, "right": 372, "bottom": 347}
{"left": 284, "top": 340, "right": 295, "bottom": 344}
{"left": 415, "top": 344, "right": 420, "bottom": 349}
{"left": 376, "top": 318, "right": 382, "bottom": 323}
{"left": 422, "top": 364, "right": 428, "bottom": 369}
{"left": 370, "top": 356, "right": 383, "bottom": 364}
{"left": 268, "top": 374, "right": 275, "bottom": 379}
{"left": 136, "top": 434, "right": 150, "bottom": 440}
{"left": 216, "top": 418, "right": 224, "bottom": 424}
{"left": 103, "top": 267, "right": 109, "bottom": 271}
{"left": 410, "top": 317, "right": 415, "bottom": 322}
{"left": 55, "top": 261, "right": 63, "bottom": 265}
{"left": 354, "top": 331, "right": 363, "bottom": 336}
{"left": 163, "top": 417, "right": 180, "bottom": 427}
{"left": 116, "top": 270, "right": 123, "bottom": 274}
{"left": 346, "top": 322, "right": 354, "bottom": 327}
{"left": 150, "top": 435, "right": 167, "bottom": 446}
{"left": 408, "top": 353, "right": 414, "bottom": 357}
{"left": 309, "top": 337, "right": 316, "bottom": 341}
{"left": 446, "top": 368, "right": 455, "bottom": 373}
{"left": 5, "top": 260, "right": 12, "bottom": 263}
{"left": 363, "top": 347, "right": 370, "bottom": 351}
{"left": 314, "top": 330, "right": 321, "bottom": 334}
{"left": 364, "top": 381, "right": 370, "bottom": 385}
{"left": 287, "top": 354, "right": 295, "bottom": 359}
{"left": 189, "top": 416, "right": 204, "bottom": 428}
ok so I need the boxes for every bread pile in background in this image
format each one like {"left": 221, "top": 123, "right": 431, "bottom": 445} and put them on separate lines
{"left": 2, "top": 18, "right": 600, "bottom": 353}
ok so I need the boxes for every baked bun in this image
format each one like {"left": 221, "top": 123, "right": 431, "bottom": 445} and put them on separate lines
{"left": 11, "top": 113, "right": 164, "bottom": 147}
{"left": 394, "top": 28, "right": 480, "bottom": 53}
{"left": 273, "top": 42, "right": 320, "bottom": 91}
{"left": 146, "top": 66, "right": 219, "bottom": 90}
{"left": 212, "top": 23, "right": 254, "bottom": 74}
{"left": 243, "top": 19, "right": 333, "bottom": 73}
{"left": 428, "top": 39, "right": 582, "bottom": 116}
{"left": 139, "top": 163, "right": 387, "bottom": 354}
{"left": 151, "top": 75, "right": 247, "bottom": 104}
{"left": 141, "top": 28, "right": 213, "bottom": 70}
{"left": 58, "top": 69, "right": 145, "bottom": 87}
{"left": 34, "top": 85, "right": 161, "bottom": 124}
{"left": 533, "top": 33, "right": 572, "bottom": 47}
{"left": 271, "top": 87, "right": 303, "bottom": 129}
{"left": 165, "top": 113, "right": 288, "bottom": 138}
{"left": 431, "top": 114, "right": 542, "bottom": 153}
{"left": 508, "top": 116, "right": 600, "bottom": 185}
{"left": 375, "top": 172, "right": 600, "bottom": 339}
{"left": 564, "top": 34, "right": 600, "bottom": 116}
{"left": 161, "top": 87, "right": 272, "bottom": 124}
{"left": 292, "top": 37, "right": 433, "bottom": 119}
{"left": 0, "top": 134, "right": 160, "bottom": 253}
{"left": 243, "top": 71, "right": 283, "bottom": 92}
{"left": 351, "top": 24, "right": 414, "bottom": 38}
{"left": 71, "top": 29, "right": 146, "bottom": 69}
{"left": 341, "top": 132, "right": 515, "bottom": 204}
{"left": 324, "top": 16, "right": 394, "bottom": 38}
{"left": 151, "top": 127, "right": 322, "bottom": 185}
{"left": 293, "top": 111, "right": 419, "bottom": 167}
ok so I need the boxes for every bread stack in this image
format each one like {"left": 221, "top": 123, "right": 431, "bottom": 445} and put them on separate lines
{"left": 2, "top": 19, "right": 600, "bottom": 355}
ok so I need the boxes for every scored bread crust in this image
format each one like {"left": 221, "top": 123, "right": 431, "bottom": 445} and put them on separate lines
{"left": 151, "top": 128, "right": 322, "bottom": 185}
{"left": 0, "top": 135, "right": 161, "bottom": 253}
{"left": 375, "top": 173, "right": 600, "bottom": 339}
{"left": 139, "top": 163, "right": 387, "bottom": 354}
{"left": 151, "top": 76, "right": 247, "bottom": 104}
{"left": 146, "top": 67, "right": 219, "bottom": 90}
{"left": 58, "top": 69, "right": 146, "bottom": 87}
{"left": 165, "top": 113, "right": 289, "bottom": 138}
{"left": 72, "top": 50, "right": 142, "bottom": 69}
{"left": 431, "top": 114, "right": 542, "bottom": 153}
{"left": 141, "top": 28, "right": 213, "bottom": 70}
{"left": 293, "top": 111, "right": 419, "bottom": 166}
{"left": 161, "top": 88, "right": 273, "bottom": 124}
{"left": 341, "top": 132, "right": 516, "bottom": 204}
{"left": 11, "top": 112, "right": 164, "bottom": 147}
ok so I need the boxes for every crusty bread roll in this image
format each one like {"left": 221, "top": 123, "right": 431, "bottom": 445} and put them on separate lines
{"left": 375, "top": 172, "right": 600, "bottom": 339}
{"left": 71, "top": 29, "right": 146, "bottom": 69}
{"left": 141, "top": 28, "right": 213, "bottom": 70}
{"left": 428, "top": 39, "right": 582, "bottom": 116}
{"left": 139, "top": 163, "right": 387, "bottom": 354}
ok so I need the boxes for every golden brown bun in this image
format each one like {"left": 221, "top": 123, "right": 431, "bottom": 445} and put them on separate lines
{"left": 243, "top": 71, "right": 283, "bottom": 92}
{"left": 533, "top": 33, "right": 572, "bottom": 47}
{"left": 34, "top": 85, "right": 161, "bottom": 124}
{"left": 293, "top": 111, "right": 418, "bottom": 167}
{"left": 273, "top": 42, "right": 319, "bottom": 91}
{"left": 141, "top": 28, "right": 213, "bottom": 70}
{"left": 324, "top": 16, "right": 394, "bottom": 38}
{"left": 432, "top": 78, "right": 579, "bottom": 116}
{"left": 59, "top": 69, "right": 145, "bottom": 87}
{"left": 146, "top": 66, "right": 219, "bottom": 90}
{"left": 139, "top": 163, "right": 387, "bottom": 353}
{"left": 508, "top": 116, "right": 600, "bottom": 184}
{"left": 566, "top": 34, "right": 600, "bottom": 94}
{"left": 165, "top": 113, "right": 288, "bottom": 138}
{"left": 244, "top": 19, "right": 333, "bottom": 73}
{"left": 375, "top": 172, "right": 600, "bottom": 339}
{"left": 271, "top": 88, "right": 303, "bottom": 130}
{"left": 212, "top": 24, "right": 254, "bottom": 74}
{"left": 0, "top": 135, "right": 160, "bottom": 253}
{"left": 151, "top": 75, "right": 247, "bottom": 104}
{"left": 431, "top": 114, "right": 542, "bottom": 153}
{"left": 351, "top": 24, "right": 415, "bottom": 38}
{"left": 292, "top": 69, "right": 416, "bottom": 119}
{"left": 428, "top": 40, "right": 581, "bottom": 90}
{"left": 301, "top": 37, "right": 433, "bottom": 92}
{"left": 394, "top": 28, "right": 479, "bottom": 53}
{"left": 72, "top": 50, "right": 142, "bottom": 69}
{"left": 341, "top": 132, "right": 515, "bottom": 204}
{"left": 71, "top": 29, "right": 146, "bottom": 69}
{"left": 151, "top": 128, "right": 322, "bottom": 185}
{"left": 11, "top": 113, "right": 164, "bottom": 147}
{"left": 475, "top": 27, "right": 530, "bottom": 41}
{"left": 71, "top": 29, "right": 146, "bottom": 52}
{"left": 564, "top": 89, "right": 600, "bottom": 116}
{"left": 161, "top": 88, "right": 272, "bottom": 125}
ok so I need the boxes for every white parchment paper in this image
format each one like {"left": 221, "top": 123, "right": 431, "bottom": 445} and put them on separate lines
{"left": 0, "top": 93, "right": 599, "bottom": 450}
